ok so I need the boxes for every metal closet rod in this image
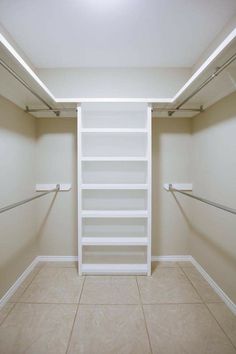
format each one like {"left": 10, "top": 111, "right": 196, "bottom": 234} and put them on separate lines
{"left": 0, "top": 58, "right": 58, "bottom": 116}
{"left": 168, "top": 51, "right": 236, "bottom": 116}
{"left": 0, "top": 185, "right": 60, "bottom": 215}
{"left": 169, "top": 184, "right": 236, "bottom": 215}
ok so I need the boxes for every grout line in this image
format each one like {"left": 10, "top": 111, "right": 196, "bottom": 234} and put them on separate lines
{"left": 65, "top": 275, "right": 86, "bottom": 354}
{"left": 205, "top": 303, "right": 236, "bottom": 350}
{"left": 9, "top": 265, "right": 42, "bottom": 304}
{"left": 135, "top": 276, "right": 153, "bottom": 354}
{"left": 0, "top": 302, "right": 17, "bottom": 327}
{"left": 180, "top": 266, "right": 206, "bottom": 303}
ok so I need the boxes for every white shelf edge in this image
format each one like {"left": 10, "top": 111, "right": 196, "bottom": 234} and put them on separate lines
{"left": 81, "top": 184, "right": 148, "bottom": 190}
{"left": 82, "top": 237, "right": 148, "bottom": 246}
{"left": 36, "top": 183, "right": 71, "bottom": 191}
{"left": 81, "top": 263, "right": 148, "bottom": 274}
{"left": 163, "top": 183, "right": 193, "bottom": 191}
{"left": 81, "top": 128, "right": 148, "bottom": 133}
{"left": 81, "top": 210, "right": 148, "bottom": 218}
{"left": 81, "top": 157, "right": 148, "bottom": 161}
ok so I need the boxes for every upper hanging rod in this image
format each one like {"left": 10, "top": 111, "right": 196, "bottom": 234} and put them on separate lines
{"left": 168, "top": 184, "right": 236, "bottom": 215}
{"left": 0, "top": 58, "right": 59, "bottom": 116}
{"left": 0, "top": 185, "right": 60, "bottom": 215}
{"left": 168, "top": 51, "right": 236, "bottom": 116}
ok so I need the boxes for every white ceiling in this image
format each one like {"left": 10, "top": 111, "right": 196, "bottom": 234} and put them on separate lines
{"left": 0, "top": 0, "right": 236, "bottom": 68}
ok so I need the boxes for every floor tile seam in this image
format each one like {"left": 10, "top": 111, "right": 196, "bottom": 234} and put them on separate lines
{"left": 8, "top": 265, "right": 42, "bottom": 304}
{"left": 204, "top": 302, "right": 236, "bottom": 350}
{"left": 65, "top": 276, "right": 86, "bottom": 354}
{"left": 135, "top": 276, "right": 154, "bottom": 354}
{"left": 0, "top": 302, "right": 17, "bottom": 327}
{"left": 180, "top": 267, "right": 207, "bottom": 303}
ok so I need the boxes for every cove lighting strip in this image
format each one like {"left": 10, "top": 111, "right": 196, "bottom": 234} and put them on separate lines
{"left": 0, "top": 28, "right": 236, "bottom": 104}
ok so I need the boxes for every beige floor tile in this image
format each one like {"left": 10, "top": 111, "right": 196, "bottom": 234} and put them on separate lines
{"left": 177, "top": 261, "right": 194, "bottom": 268}
{"left": 80, "top": 276, "right": 140, "bottom": 304}
{"left": 9, "top": 267, "right": 41, "bottom": 302}
{"left": 0, "top": 303, "right": 77, "bottom": 354}
{"left": 144, "top": 304, "right": 236, "bottom": 354}
{"left": 19, "top": 267, "right": 84, "bottom": 303}
{"left": 207, "top": 303, "right": 236, "bottom": 348}
{"left": 0, "top": 303, "right": 15, "bottom": 325}
{"left": 137, "top": 267, "right": 201, "bottom": 304}
{"left": 182, "top": 267, "right": 222, "bottom": 303}
{"left": 67, "top": 305, "right": 151, "bottom": 354}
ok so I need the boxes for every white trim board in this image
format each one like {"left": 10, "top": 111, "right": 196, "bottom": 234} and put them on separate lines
{"left": 0, "top": 28, "right": 236, "bottom": 104}
{"left": 0, "top": 255, "right": 235, "bottom": 315}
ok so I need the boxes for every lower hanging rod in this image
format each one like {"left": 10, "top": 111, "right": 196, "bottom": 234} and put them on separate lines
{"left": 169, "top": 184, "right": 236, "bottom": 215}
{"left": 0, "top": 185, "right": 60, "bottom": 215}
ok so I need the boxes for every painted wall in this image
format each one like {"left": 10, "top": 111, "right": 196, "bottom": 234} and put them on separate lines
{"left": 152, "top": 118, "right": 192, "bottom": 255}
{"left": 35, "top": 118, "right": 77, "bottom": 256}
{"left": 190, "top": 91, "right": 236, "bottom": 303}
{"left": 0, "top": 96, "right": 37, "bottom": 299}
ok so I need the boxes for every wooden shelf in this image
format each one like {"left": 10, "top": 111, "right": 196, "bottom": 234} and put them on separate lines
{"left": 82, "top": 237, "right": 148, "bottom": 246}
{"left": 81, "top": 184, "right": 148, "bottom": 190}
{"left": 81, "top": 210, "right": 148, "bottom": 218}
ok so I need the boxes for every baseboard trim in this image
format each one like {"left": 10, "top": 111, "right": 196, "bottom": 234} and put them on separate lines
{"left": 1, "top": 254, "right": 235, "bottom": 315}
{"left": 0, "top": 256, "right": 39, "bottom": 309}
{"left": 190, "top": 256, "right": 236, "bottom": 315}
{"left": 151, "top": 255, "right": 192, "bottom": 262}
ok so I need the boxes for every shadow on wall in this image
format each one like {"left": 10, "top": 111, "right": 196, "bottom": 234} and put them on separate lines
{"left": 193, "top": 90, "right": 236, "bottom": 133}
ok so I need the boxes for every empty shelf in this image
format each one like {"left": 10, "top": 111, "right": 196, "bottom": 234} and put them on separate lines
{"left": 81, "top": 210, "right": 148, "bottom": 218}
{"left": 82, "top": 237, "right": 148, "bottom": 246}
{"left": 81, "top": 157, "right": 148, "bottom": 161}
{"left": 81, "top": 184, "right": 148, "bottom": 190}
{"left": 81, "top": 263, "right": 148, "bottom": 274}
{"left": 81, "top": 128, "right": 147, "bottom": 133}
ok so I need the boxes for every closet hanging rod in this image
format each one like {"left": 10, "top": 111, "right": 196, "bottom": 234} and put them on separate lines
{"left": 168, "top": 184, "right": 236, "bottom": 215}
{"left": 25, "top": 107, "right": 76, "bottom": 113}
{"left": 0, "top": 185, "right": 60, "bottom": 215}
{"left": 0, "top": 58, "right": 59, "bottom": 116}
{"left": 168, "top": 51, "right": 236, "bottom": 116}
{"left": 152, "top": 107, "right": 203, "bottom": 113}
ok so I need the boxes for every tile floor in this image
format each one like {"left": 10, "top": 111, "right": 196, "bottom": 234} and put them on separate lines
{"left": 0, "top": 261, "right": 235, "bottom": 354}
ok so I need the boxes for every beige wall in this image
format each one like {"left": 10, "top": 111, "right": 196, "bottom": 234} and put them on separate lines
{"left": 0, "top": 96, "right": 37, "bottom": 299}
{"left": 152, "top": 118, "right": 192, "bottom": 255}
{"left": 190, "top": 91, "right": 236, "bottom": 303}
{"left": 35, "top": 118, "right": 77, "bottom": 256}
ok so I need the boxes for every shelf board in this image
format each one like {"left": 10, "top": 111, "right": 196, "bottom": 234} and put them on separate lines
{"left": 81, "top": 157, "right": 147, "bottom": 161}
{"left": 81, "top": 210, "right": 148, "bottom": 218}
{"left": 81, "top": 184, "right": 148, "bottom": 190}
{"left": 81, "top": 263, "right": 148, "bottom": 274}
{"left": 81, "top": 128, "right": 147, "bottom": 133}
{"left": 82, "top": 237, "right": 148, "bottom": 246}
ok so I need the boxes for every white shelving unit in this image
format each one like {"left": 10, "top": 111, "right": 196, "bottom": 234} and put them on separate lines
{"left": 77, "top": 103, "right": 152, "bottom": 275}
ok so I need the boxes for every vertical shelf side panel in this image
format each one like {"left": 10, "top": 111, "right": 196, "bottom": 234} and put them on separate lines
{"left": 147, "top": 105, "right": 152, "bottom": 276}
{"left": 77, "top": 105, "right": 82, "bottom": 275}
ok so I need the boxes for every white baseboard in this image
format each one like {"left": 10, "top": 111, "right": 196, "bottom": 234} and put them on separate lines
{"left": 1, "top": 254, "right": 235, "bottom": 315}
{"left": 190, "top": 256, "right": 236, "bottom": 315}
{"left": 151, "top": 255, "right": 192, "bottom": 262}
{"left": 38, "top": 255, "right": 78, "bottom": 262}
{"left": 0, "top": 256, "right": 39, "bottom": 309}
